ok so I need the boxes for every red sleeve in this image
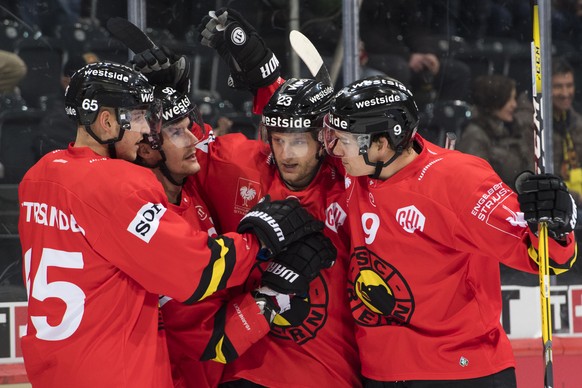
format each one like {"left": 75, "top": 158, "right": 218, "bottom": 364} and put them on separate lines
{"left": 162, "top": 291, "right": 270, "bottom": 366}
{"left": 253, "top": 77, "right": 285, "bottom": 115}
{"left": 450, "top": 168, "right": 577, "bottom": 274}
{"left": 92, "top": 186, "right": 261, "bottom": 303}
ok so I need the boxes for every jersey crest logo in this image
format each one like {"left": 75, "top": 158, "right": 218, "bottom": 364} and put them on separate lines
{"left": 348, "top": 246, "right": 415, "bottom": 327}
{"left": 396, "top": 205, "right": 425, "bottom": 233}
{"left": 325, "top": 202, "right": 347, "bottom": 233}
{"left": 235, "top": 177, "right": 261, "bottom": 215}
{"left": 127, "top": 202, "right": 167, "bottom": 243}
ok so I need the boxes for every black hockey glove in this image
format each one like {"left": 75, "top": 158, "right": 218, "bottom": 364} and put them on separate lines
{"left": 237, "top": 195, "right": 324, "bottom": 255}
{"left": 197, "top": 8, "right": 280, "bottom": 91}
{"left": 261, "top": 232, "right": 337, "bottom": 295}
{"left": 515, "top": 171, "right": 577, "bottom": 240}
{"left": 130, "top": 46, "right": 191, "bottom": 94}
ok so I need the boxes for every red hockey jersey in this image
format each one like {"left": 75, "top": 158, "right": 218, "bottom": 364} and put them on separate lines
{"left": 192, "top": 133, "right": 362, "bottom": 387}
{"left": 18, "top": 145, "right": 260, "bottom": 387}
{"left": 342, "top": 136, "right": 577, "bottom": 381}
{"left": 160, "top": 184, "right": 271, "bottom": 388}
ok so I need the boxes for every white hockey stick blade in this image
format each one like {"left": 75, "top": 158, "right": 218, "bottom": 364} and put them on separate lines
{"left": 289, "top": 30, "right": 332, "bottom": 86}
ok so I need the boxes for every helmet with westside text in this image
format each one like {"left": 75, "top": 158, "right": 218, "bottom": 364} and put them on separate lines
{"left": 142, "top": 86, "right": 205, "bottom": 150}
{"left": 326, "top": 75, "right": 419, "bottom": 152}
{"left": 64, "top": 61, "right": 157, "bottom": 128}
{"left": 261, "top": 78, "right": 334, "bottom": 136}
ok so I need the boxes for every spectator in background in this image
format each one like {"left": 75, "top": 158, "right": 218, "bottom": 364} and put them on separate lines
{"left": 551, "top": 56, "right": 582, "bottom": 204}
{"left": 0, "top": 50, "right": 27, "bottom": 111}
{"left": 458, "top": 74, "right": 531, "bottom": 190}
{"left": 359, "top": 0, "right": 471, "bottom": 107}
{"left": 547, "top": 56, "right": 582, "bottom": 284}
{"left": 36, "top": 52, "right": 99, "bottom": 157}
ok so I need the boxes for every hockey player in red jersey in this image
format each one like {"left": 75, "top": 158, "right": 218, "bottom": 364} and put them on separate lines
{"left": 196, "top": 78, "right": 361, "bottom": 388}
{"left": 322, "top": 75, "right": 578, "bottom": 387}
{"left": 135, "top": 86, "right": 335, "bottom": 388}
{"left": 191, "top": 9, "right": 363, "bottom": 387}
{"left": 18, "top": 61, "right": 326, "bottom": 387}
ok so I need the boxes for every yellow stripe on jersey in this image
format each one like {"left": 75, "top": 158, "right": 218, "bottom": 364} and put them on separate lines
{"left": 211, "top": 336, "right": 227, "bottom": 364}
{"left": 528, "top": 241, "right": 577, "bottom": 275}
{"left": 198, "top": 237, "right": 229, "bottom": 301}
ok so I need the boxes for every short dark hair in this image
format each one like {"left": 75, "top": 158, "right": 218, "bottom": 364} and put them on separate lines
{"left": 471, "top": 74, "right": 516, "bottom": 114}
{"left": 552, "top": 56, "right": 574, "bottom": 77}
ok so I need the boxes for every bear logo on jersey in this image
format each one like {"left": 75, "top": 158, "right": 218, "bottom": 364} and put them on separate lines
{"left": 348, "top": 246, "right": 414, "bottom": 326}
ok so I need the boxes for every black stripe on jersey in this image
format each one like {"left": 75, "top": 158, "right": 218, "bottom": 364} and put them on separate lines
{"left": 200, "top": 303, "right": 238, "bottom": 363}
{"left": 185, "top": 235, "right": 237, "bottom": 304}
{"left": 528, "top": 242, "right": 578, "bottom": 275}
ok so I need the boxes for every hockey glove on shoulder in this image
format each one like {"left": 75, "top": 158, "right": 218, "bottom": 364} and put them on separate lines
{"left": 515, "top": 171, "right": 577, "bottom": 240}
{"left": 197, "top": 8, "right": 280, "bottom": 91}
{"left": 237, "top": 195, "right": 324, "bottom": 256}
{"left": 261, "top": 232, "right": 337, "bottom": 295}
{"left": 130, "top": 46, "right": 191, "bottom": 94}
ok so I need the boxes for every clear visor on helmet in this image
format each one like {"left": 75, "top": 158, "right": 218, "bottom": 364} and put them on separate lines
{"left": 322, "top": 114, "right": 371, "bottom": 158}
{"left": 119, "top": 100, "right": 162, "bottom": 135}
{"left": 162, "top": 106, "right": 205, "bottom": 148}
{"left": 259, "top": 123, "right": 321, "bottom": 159}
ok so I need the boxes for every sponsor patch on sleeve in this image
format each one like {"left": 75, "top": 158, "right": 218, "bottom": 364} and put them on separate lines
{"left": 127, "top": 202, "right": 167, "bottom": 243}
{"left": 470, "top": 182, "right": 525, "bottom": 238}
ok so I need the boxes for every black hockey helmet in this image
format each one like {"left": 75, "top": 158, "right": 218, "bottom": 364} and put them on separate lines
{"left": 260, "top": 77, "right": 334, "bottom": 139}
{"left": 323, "top": 75, "right": 419, "bottom": 157}
{"left": 65, "top": 62, "right": 161, "bottom": 141}
{"left": 142, "top": 86, "right": 205, "bottom": 150}
{"left": 136, "top": 86, "right": 205, "bottom": 186}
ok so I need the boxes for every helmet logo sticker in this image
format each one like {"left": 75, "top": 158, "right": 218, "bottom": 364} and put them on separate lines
{"left": 354, "top": 94, "right": 401, "bottom": 109}
{"left": 328, "top": 113, "right": 349, "bottom": 130}
{"left": 231, "top": 27, "right": 246, "bottom": 45}
{"left": 263, "top": 115, "right": 311, "bottom": 128}
{"left": 307, "top": 85, "right": 334, "bottom": 103}
{"left": 65, "top": 106, "right": 76, "bottom": 116}
{"left": 393, "top": 124, "right": 402, "bottom": 136}
{"left": 82, "top": 99, "right": 98, "bottom": 111}
{"left": 83, "top": 67, "right": 130, "bottom": 83}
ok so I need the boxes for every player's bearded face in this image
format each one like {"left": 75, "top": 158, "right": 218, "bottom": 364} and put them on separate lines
{"left": 160, "top": 117, "right": 201, "bottom": 179}
{"left": 271, "top": 132, "right": 320, "bottom": 188}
